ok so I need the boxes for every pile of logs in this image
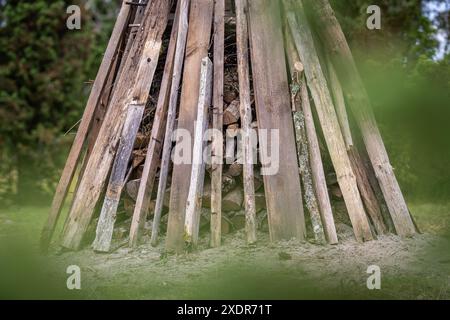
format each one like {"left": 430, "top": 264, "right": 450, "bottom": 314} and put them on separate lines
{"left": 41, "top": 0, "right": 417, "bottom": 254}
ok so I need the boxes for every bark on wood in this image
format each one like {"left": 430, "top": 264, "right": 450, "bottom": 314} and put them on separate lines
{"left": 300, "top": 78, "right": 338, "bottom": 244}
{"left": 60, "top": 0, "right": 172, "bottom": 250}
{"left": 248, "top": 0, "right": 306, "bottom": 241}
{"left": 184, "top": 58, "right": 212, "bottom": 248}
{"left": 129, "top": 0, "right": 185, "bottom": 247}
{"left": 41, "top": 2, "right": 132, "bottom": 251}
{"left": 210, "top": 0, "right": 225, "bottom": 248}
{"left": 129, "top": 0, "right": 189, "bottom": 248}
{"left": 285, "top": 1, "right": 372, "bottom": 242}
{"left": 225, "top": 124, "right": 238, "bottom": 164}
{"left": 223, "top": 100, "right": 241, "bottom": 125}
{"left": 305, "top": 0, "right": 416, "bottom": 237}
{"left": 92, "top": 103, "right": 145, "bottom": 252}
{"left": 236, "top": 0, "right": 257, "bottom": 244}
{"left": 285, "top": 28, "right": 326, "bottom": 244}
{"left": 165, "top": 0, "right": 214, "bottom": 253}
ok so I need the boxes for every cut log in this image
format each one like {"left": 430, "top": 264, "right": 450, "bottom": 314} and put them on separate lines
{"left": 126, "top": 179, "right": 141, "bottom": 201}
{"left": 305, "top": 0, "right": 416, "bottom": 237}
{"left": 166, "top": 0, "right": 214, "bottom": 253}
{"left": 231, "top": 211, "right": 246, "bottom": 230}
{"left": 60, "top": 0, "right": 172, "bottom": 250}
{"left": 254, "top": 192, "right": 266, "bottom": 212}
{"left": 285, "top": 0, "right": 372, "bottom": 242}
{"left": 223, "top": 188, "right": 244, "bottom": 212}
{"left": 248, "top": 0, "right": 306, "bottom": 241}
{"left": 210, "top": 0, "right": 225, "bottom": 248}
{"left": 225, "top": 124, "right": 239, "bottom": 164}
{"left": 285, "top": 31, "right": 326, "bottom": 244}
{"left": 92, "top": 103, "right": 145, "bottom": 253}
{"left": 223, "top": 100, "right": 241, "bottom": 125}
{"left": 41, "top": 2, "right": 132, "bottom": 251}
{"left": 146, "top": 0, "right": 189, "bottom": 246}
{"left": 184, "top": 57, "right": 213, "bottom": 248}
{"left": 235, "top": 0, "right": 257, "bottom": 244}
{"left": 222, "top": 174, "right": 237, "bottom": 194}
{"left": 227, "top": 161, "right": 243, "bottom": 177}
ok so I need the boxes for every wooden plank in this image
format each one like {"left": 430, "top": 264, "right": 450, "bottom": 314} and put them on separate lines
{"left": 305, "top": 0, "right": 416, "bottom": 237}
{"left": 92, "top": 103, "right": 145, "bottom": 252}
{"left": 285, "top": 32, "right": 326, "bottom": 244}
{"left": 247, "top": 0, "right": 306, "bottom": 241}
{"left": 235, "top": 0, "right": 257, "bottom": 244}
{"left": 40, "top": 2, "right": 132, "bottom": 251}
{"left": 184, "top": 58, "right": 213, "bottom": 248}
{"left": 128, "top": 1, "right": 184, "bottom": 248}
{"left": 60, "top": 0, "right": 172, "bottom": 250}
{"left": 210, "top": 0, "right": 225, "bottom": 248}
{"left": 165, "top": 0, "right": 214, "bottom": 253}
{"left": 143, "top": 0, "right": 190, "bottom": 247}
{"left": 285, "top": 0, "right": 373, "bottom": 242}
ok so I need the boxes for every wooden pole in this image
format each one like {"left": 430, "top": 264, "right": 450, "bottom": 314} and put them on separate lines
{"left": 210, "top": 0, "right": 225, "bottom": 248}
{"left": 184, "top": 58, "right": 213, "bottom": 248}
{"left": 284, "top": 32, "right": 326, "bottom": 244}
{"left": 40, "top": 1, "right": 132, "bottom": 251}
{"left": 129, "top": 0, "right": 185, "bottom": 248}
{"left": 165, "top": 0, "right": 214, "bottom": 253}
{"left": 60, "top": 0, "right": 172, "bottom": 250}
{"left": 305, "top": 0, "right": 416, "bottom": 236}
{"left": 235, "top": 0, "right": 257, "bottom": 244}
{"left": 285, "top": 0, "right": 373, "bottom": 242}
{"left": 248, "top": 0, "right": 306, "bottom": 242}
{"left": 92, "top": 103, "right": 144, "bottom": 252}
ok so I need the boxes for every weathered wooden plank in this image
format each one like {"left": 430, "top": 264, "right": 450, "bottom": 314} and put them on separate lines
{"left": 285, "top": 0, "right": 372, "bottom": 241}
{"left": 145, "top": 0, "right": 190, "bottom": 247}
{"left": 247, "top": 0, "right": 306, "bottom": 241}
{"left": 128, "top": 1, "right": 184, "bottom": 248}
{"left": 305, "top": 0, "right": 416, "bottom": 237}
{"left": 165, "top": 0, "right": 214, "bottom": 253}
{"left": 235, "top": 0, "right": 257, "bottom": 244}
{"left": 60, "top": 0, "right": 172, "bottom": 250}
{"left": 40, "top": 1, "right": 132, "bottom": 251}
{"left": 285, "top": 31, "right": 326, "bottom": 244}
{"left": 92, "top": 103, "right": 145, "bottom": 252}
{"left": 184, "top": 58, "right": 213, "bottom": 248}
{"left": 210, "top": 0, "right": 225, "bottom": 248}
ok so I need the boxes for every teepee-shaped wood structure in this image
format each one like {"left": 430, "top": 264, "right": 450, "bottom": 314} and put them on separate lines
{"left": 41, "top": 0, "right": 417, "bottom": 254}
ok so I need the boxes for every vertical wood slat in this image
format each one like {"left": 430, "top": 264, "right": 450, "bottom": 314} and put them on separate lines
{"left": 305, "top": 0, "right": 416, "bottom": 237}
{"left": 285, "top": 0, "right": 373, "bottom": 242}
{"left": 129, "top": 0, "right": 186, "bottom": 248}
{"left": 210, "top": 0, "right": 225, "bottom": 248}
{"left": 235, "top": 0, "right": 257, "bottom": 244}
{"left": 40, "top": 2, "right": 133, "bottom": 251}
{"left": 165, "top": 0, "right": 214, "bottom": 253}
{"left": 60, "top": 0, "right": 172, "bottom": 250}
{"left": 247, "top": 0, "right": 306, "bottom": 241}
{"left": 146, "top": 0, "right": 190, "bottom": 247}
{"left": 184, "top": 58, "right": 213, "bottom": 248}
{"left": 92, "top": 103, "right": 145, "bottom": 252}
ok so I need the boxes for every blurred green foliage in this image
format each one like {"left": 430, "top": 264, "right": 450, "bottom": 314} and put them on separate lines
{"left": 0, "top": 0, "right": 120, "bottom": 203}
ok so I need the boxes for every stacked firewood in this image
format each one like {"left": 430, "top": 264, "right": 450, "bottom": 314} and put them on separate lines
{"left": 41, "top": 0, "right": 417, "bottom": 254}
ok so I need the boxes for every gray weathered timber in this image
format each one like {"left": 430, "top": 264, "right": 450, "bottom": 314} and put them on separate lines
{"left": 285, "top": 0, "right": 372, "bottom": 241}
{"left": 184, "top": 58, "right": 213, "bottom": 248}
{"left": 285, "top": 32, "right": 326, "bottom": 244}
{"left": 166, "top": 0, "right": 214, "bottom": 253}
{"left": 92, "top": 103, "right": 145, "bottom": 252}
{"left": 210, "top": 0, "right": 225, "bottom": 248}
{"left": 248, "top": 0, "right": 306, "bottom": 241}
{"left": 235, "top": 0, "right": 257, "bottom": 244}
{"left": 41, "top": 1, "right": 133, "bottom": 251}
{"left": 129, "top": 0, "right": 184, "bottom": 248}
{"left": 305, "top": 0, "right": 416, "bottom": 237}
{"left": 149, "top": 0, "right": 190, "bottom": 247}
{"left": 60, "top": 0, "right": 172, "bottom": 250}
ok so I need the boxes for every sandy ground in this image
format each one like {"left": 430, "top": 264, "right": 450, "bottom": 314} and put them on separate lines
{"left": 51, "top": 225, "right": 450, "bottom": 300}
